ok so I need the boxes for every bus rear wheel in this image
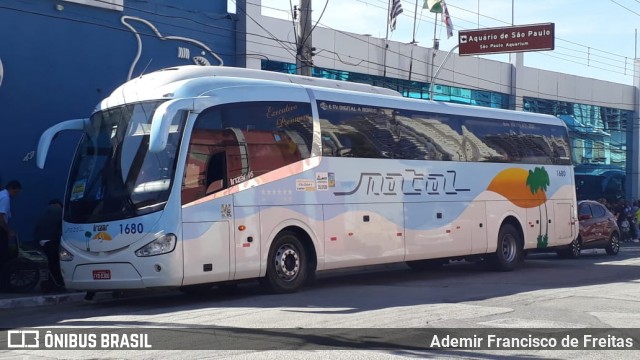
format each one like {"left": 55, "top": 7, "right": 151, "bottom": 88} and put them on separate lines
{"left": 491, "top": 224, "right": 523, "bottom": 271}
{"left": 261, "top": 231, "right": 308, "bottom": 294}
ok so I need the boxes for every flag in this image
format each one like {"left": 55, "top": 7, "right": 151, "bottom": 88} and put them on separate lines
{"left": 424, "top": 0, "right": 443, "bottom": 13}
{"left": 442, "top": 1, "right": 454, "bottom": 38}
{"left": 389, "top": 0, "right": 403, "bottom": 31}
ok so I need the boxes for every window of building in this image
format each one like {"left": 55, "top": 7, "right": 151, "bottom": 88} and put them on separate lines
{"left": 261, "top": 60, "right": 510, "bottom": 109}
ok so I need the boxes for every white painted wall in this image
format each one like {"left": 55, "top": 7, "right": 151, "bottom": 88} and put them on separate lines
{"left": 240, "top": 8, "right": 635, "bottom": 112}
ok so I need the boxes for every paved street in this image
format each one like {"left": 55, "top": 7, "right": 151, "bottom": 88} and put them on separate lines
{"left": 1, "top": 245, "right": 640, "bottom": 359}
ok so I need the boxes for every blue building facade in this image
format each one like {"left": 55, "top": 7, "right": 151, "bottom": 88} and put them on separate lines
{"left": 0, "top": 0, "right": 235, "bottom": 242}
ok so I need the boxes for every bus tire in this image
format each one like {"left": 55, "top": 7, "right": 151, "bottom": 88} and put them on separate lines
{"left": 261, "top": 231, "right": 308, "bottom": 294}
{"left": 491, "top": 224, "right": 523, "bottom": 271}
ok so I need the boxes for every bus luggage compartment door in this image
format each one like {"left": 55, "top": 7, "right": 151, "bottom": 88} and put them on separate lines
{"left": 323, "top": 203, "right": 404, "bottom": 269}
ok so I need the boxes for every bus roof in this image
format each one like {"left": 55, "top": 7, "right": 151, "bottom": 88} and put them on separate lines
{"left": 98, "top": 66, "right": 401, "bottom": 112}
{"left": 98, "top": 66, "right": 565, "bottom": 129}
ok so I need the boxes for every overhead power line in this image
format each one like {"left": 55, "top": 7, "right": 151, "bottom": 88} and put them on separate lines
{"left": 1, "top": 1, "right": 638, "bottom": 109}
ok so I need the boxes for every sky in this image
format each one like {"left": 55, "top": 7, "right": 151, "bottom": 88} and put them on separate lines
{"left": 229, "top": 0, "right": 640, "bottom": 86}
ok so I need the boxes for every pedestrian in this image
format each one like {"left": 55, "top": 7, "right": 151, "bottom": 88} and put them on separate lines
{"left": 631, "top": 201, "right": 640, "bottom": 242}
{"left": 0, "top": 180, "right": 22, "bottom": 291}
{"left": 34, "top": 198, "right": 64, "bottom": 289}
{"left": 613, "top": 199, "right": 629, "bottom": 241}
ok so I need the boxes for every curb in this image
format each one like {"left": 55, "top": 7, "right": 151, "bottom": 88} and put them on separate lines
{"left": 0, "top": 292, "right": 86, "bottom": 309}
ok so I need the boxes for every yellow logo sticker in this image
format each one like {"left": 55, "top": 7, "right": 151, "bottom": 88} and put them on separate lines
{"left": 92, "top": 232, "right": 112, "bottom": 241}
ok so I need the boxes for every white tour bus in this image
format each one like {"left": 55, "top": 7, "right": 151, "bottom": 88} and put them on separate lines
{"left": 37, "top": 65, "right": 579, "bottom": 294}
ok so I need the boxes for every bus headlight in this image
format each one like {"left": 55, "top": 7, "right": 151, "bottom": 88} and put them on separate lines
{"left": 59, "top": 246, "right": 74, "bottom": 261}
{"left": 135, "top": 233, "right": 177, "bottom": 257}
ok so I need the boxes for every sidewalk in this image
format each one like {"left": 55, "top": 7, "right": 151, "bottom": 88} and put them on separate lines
{"left": 0, "top": 289, "right": 87, "bottom": 309}
{"left": 2, "top": 243, "right": 640, "bottom": 309}
{"left": 0, "top": 287, "right": 162, "bottom": 309}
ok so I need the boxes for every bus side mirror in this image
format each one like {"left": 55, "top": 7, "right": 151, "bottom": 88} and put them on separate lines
{"left": 149, "top": 97, "right": 218, "bottom": 153}
{"left": 37, "top": 118, "right": 88, "bottom": 169}
{"left": 149, "top": 99, "right": 188, "bottom": 153}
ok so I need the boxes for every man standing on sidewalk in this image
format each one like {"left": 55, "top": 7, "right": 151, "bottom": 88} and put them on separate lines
{"left": 0, "top": 180, "right": 22, "bottom": 291}
{"left": 34, "top": 199, "right": 64, "bottom": 289}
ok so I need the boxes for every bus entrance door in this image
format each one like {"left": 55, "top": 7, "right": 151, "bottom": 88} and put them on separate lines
{"left": 181, "top": 210, "right": 232, "bottom": 286}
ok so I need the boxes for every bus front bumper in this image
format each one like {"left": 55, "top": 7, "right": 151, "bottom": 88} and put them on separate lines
{"left": 62, "top": 262, "right": 182, "bottom": 291}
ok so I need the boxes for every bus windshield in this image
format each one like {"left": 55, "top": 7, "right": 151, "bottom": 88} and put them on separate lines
{"left": 65, "top": 100, "right": 183, "bottom": 223}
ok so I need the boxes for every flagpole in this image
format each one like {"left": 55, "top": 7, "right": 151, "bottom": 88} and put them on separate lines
{"left": 383, "top": 0, "right": 391, "bottom": 80}
{"left": 433, "top": 12, "right": 438, "bottom": 49}
{"left": 408, "top": 0, "right": 419, "bottom": 81}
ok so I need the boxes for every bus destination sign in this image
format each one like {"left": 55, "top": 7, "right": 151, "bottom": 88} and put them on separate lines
{"left": 458, "top": 23, "right": 554, "bottom": 56}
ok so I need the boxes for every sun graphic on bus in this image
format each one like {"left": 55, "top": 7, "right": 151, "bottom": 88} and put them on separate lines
{"left": 92, "top": 232, "right": 113, "bottom": 241}
{"left": 487, "top": 167, "right": 551, "bottom": 248}
{"left": 487, "top": 168, "right": 548, "bottom": 208}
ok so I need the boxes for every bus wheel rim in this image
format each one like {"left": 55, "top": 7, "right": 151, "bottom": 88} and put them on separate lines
{"left": 502, "top": 234, "right": 516, "bottom": 262}
{"left": 275, "top": 244, "right": 299, "bottom": 281}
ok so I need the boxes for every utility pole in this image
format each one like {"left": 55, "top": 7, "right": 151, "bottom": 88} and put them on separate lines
{"left": 296, "top": 0, "right": 313, "bottom": 76}
{"left": 408, "top": 0, "right": 419, "bottom": 81}
{"left": 429, "top": 12, "right": 439, "bottom": 99}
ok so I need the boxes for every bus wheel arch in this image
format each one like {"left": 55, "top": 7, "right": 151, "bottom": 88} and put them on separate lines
{"left": 261, "top": 226, "right": 317, "bottom": 293}
{"left": 283, "top": 226, "right": 318, "bottom": 281}
{"left": 491, "top": 216, "right": 524, "bottom": 271}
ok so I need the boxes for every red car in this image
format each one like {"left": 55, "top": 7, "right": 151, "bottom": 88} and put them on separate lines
{"left": 558, "top": 200, "right": 620, "bottom": 258}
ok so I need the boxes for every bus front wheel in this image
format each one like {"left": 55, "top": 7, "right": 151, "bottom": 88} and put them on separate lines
{"left": 261, "top": 231, "right": 308, "bottom": 294}
{"left": 491, "top": 224, "right": 523, "bottom": 271}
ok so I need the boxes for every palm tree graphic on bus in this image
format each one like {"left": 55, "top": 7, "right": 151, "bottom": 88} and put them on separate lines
{"left": 487, "top": 166, "right": 551, "bottom": 248}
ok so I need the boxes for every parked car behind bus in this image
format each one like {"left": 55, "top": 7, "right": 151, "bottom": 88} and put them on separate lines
{"left": 558, "top": 200, "right": 620, "bottom": 258}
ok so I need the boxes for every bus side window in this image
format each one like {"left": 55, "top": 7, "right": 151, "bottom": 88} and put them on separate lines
{"left": 182, "top": 146, "right": 207, "bottom": 204}
{"left": 205, "top": 151, "right": 227, "bottom": 194}
{"left": 182, "top": 128, "right": 231, "bottom": 204}
{"left": 321, "top": 133, "right": 337, "bottom": 156}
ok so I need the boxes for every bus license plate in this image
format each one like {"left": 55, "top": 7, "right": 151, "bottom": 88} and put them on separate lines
{"left": 93, "top": 270, "right": 111, "bottom": 280}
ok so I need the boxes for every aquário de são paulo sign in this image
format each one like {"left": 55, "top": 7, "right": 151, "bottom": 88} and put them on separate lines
{"left": 458, "top": 23, "right": 555, "bottom": 56}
